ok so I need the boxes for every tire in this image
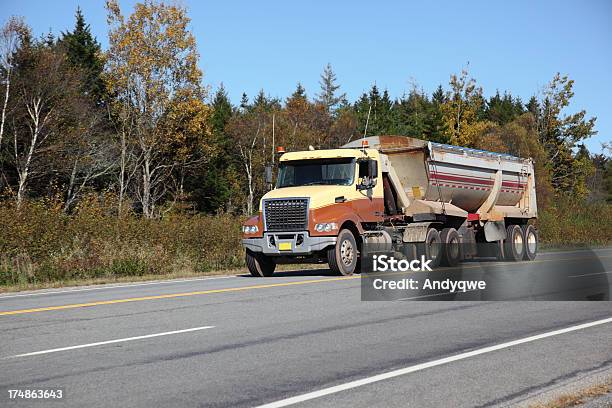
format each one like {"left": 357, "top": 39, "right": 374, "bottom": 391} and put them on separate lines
{"left": 328, "top": 229, "right": 358, "bottom": 276}
{"left": 440, "top": 228, "right": 461, "bottom": 267}
{"left": 246, "top": 250, "right": 276, "bottom": 277}
{"left": 504, "top": 224, "right": 525, "bottom": 262}
{"left": 522, "top": 224, "right": 538, "bottom": 261}
{"left": 417, "top": 228, "right": 441, "bottom": 269}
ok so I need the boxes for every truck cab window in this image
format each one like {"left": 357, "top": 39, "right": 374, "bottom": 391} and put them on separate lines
{"left": 277, "top": 158, "right": 355, "bottom": 188}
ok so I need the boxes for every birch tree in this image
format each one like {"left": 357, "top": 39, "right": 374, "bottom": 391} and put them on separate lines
{"left": 226, "top": 111, "right": 266, "bottom": 215}
{"left": 10, "top": 46, "right": 80, "bottom": 207}
{"left": 0, "top": 17, "right": 27, "bottom": 151}
{"left": 61, "top": 108, "right": 116, "bottom": 212}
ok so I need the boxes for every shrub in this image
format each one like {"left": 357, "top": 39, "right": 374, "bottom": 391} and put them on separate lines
{"left": 538, "top": 197, "right": 612, "bottom": 247}
{"left": 0, "top": 196, "right": 610, "bottom": 287}
{"left": 0, "top": 199, "right": 244, "bottom": 286}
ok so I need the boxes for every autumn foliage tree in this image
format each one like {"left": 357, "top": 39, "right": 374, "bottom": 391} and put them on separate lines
{"left": 537, "top": 74, "right": 597, "bottom": 198}
{"left": 105, "top": 0, "right": 210, "bottom": 217}
{"left": 440, "top": 68, "right": 490, "bottom": 147}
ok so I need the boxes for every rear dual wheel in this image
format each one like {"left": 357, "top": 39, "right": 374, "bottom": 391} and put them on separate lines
{"left": 417, "top": 228, "right": 442, "bottom": 269}
{"left": 504, "top": 224, "right": 525, "bottom": 262}
{"left": 504, "top": 224, "right": 538, "bottom": 261}
{"left": 522, "top": 224, "right": 538, "bottom": 261}
{"left": 440, "top": 228, "right": 461, "bottom": 267}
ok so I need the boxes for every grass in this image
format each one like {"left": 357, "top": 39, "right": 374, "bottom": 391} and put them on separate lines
{"left": 0, "top": 263, "right": 330, "bottom": 293}
{"left": 529, "top": 379, "right": 611, "bottom": 408}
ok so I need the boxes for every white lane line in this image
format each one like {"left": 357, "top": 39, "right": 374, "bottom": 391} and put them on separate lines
{"left": 0, "top": 276, "right": 236, "bottom": 299}
{"left": 257, "top": 317, "right": 612, "bottom": 408}
{"left": 568, "top": 271, "right": 612, "bottom": 278}
{"left": 6, "top": 326, "right": 215, "bottom": 358}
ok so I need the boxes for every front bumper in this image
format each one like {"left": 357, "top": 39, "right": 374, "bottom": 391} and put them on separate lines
{"left": 242, "top": 231, "right": 337, "bottom": 255}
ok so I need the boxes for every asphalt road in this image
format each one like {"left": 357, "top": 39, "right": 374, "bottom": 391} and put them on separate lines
{"left": 0, "top": 248, "right": 611, "bottom": 407}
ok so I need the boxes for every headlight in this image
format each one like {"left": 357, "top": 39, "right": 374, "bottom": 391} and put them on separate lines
{"left": 243, "top": 225, "right": 259, "bottom": 234}
{"left": 315, "top": 223, "right": 338, "bottom": 233}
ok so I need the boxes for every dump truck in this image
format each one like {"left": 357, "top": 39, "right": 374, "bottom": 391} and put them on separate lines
{"left": 241, "top": 136, "right": 538, "bottom": 277}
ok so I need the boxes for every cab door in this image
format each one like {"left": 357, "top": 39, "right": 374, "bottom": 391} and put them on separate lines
{"left": 352, "top": 157, "right": 384, "bottom": 223}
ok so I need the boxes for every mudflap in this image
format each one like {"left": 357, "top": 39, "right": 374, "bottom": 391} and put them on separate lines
{"left": 484, "top": 220, "right": 506, "bottom": 242}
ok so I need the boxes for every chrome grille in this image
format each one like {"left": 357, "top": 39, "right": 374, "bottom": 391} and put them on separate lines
{"left": 264, "top": 199, "right": 308, "bottom": 232}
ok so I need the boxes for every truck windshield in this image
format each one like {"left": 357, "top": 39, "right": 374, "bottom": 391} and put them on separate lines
{"left": 276, "top": 158, "right": 355, "bottom": 188}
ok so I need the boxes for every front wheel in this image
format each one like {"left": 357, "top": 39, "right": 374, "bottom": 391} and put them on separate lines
{"left": 246, "top": 250, "right": 276, "bottom": 277}
{"left": 328, "top": 229, "right": 358, "bottom": 276}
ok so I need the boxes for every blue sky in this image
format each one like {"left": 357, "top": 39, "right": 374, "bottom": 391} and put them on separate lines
{"left": 2, "top": 0, "right": 610, "bottom": 152}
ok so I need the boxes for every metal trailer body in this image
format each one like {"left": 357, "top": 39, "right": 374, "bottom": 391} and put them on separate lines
{"left": 343, "top": 136, "right": 537, "bottom": 223}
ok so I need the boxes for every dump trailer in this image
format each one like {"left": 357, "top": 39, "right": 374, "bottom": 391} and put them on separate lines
{"left": 241, "top": 136, "right": 538, "bottom": 277}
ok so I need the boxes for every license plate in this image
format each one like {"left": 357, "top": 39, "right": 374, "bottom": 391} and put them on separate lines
{"left": 278, "top": 242, "right": 292, "bottom": 251}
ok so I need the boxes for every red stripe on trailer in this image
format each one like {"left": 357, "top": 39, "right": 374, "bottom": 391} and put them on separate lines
{"left": 502, "top": 181, "right": 526, "bottom": 188}
{"left": 430, "top": 173, "right": 494, "bottom": 186}
{"left": 430, "top": 170, "right": 492, "bottom": 181}
{"left": 430, "top": 171, "right": 526, "bottom": 190}
{"left": 467, "top": 213, "right": 480, "bottom": 221}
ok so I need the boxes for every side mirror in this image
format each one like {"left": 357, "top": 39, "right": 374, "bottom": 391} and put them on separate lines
{"left": 357, "top": 159, "right": 378, "bottom": 190}
{"left": 265, "top": 165, "right": 273, "bottom": 185}
{"left": 358, "top": 159, "right": 378, "bottom": 178}
{"left": 368, "top": 159, "right": 378, "bottom": 179}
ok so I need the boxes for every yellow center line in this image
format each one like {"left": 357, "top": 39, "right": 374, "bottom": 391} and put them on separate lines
{"left": 1, "top": 253, "right": 609, "bottom": 316}
{"left": 0, "top": 276, "right": 359, "bottom": 316}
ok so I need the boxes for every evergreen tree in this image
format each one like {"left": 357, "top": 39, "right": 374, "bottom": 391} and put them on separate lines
{"left": 483, "top": 91, "right": 524, "bottom": 125}
{"left": 428, "top": 86, "right": 449, "bottom": 143}
{"left": 353, "top": 92, "right": 370, "bottom": 137}
{"left": 432, "top": 85, "right": 446, "bottom": 105}
{"left": 253, "top": 89, "right": 268, "bottom": 110}
{"left": 252, "top": 89, "right": 280, "bottom": 112}
{"left": 291, "top": 82, "right": 307, "bottom": 100}
{"left": 393, "top": 90, "right": 429, "bottom": 137}
{"left": 59, "top": 7, "right": 105, "bottom": 103}
{"left": 391, "top": 87, "right": 448, "bottom": 143}
{"left": 43, "top": 30, "right": 55, "bottom": 47}
{"left": 240, "top": 92, "right": 249, "bottom": 111}
{"left": 315, "top": 63, "right": 346, "bottom": 114}
{"left": 378, "top": 89, "right": 394, "bottom": 134}
{"left": 353, "top": 84, "right": 395, "bottom": 137}
{"left": 526, "top": 96, "right": 540, "bottom": 119}
{"left": 210, "top": 84, "right": 232, "bottom": 134}
{"left": 187, "top": 84, "right": 238, "bottom": 212}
